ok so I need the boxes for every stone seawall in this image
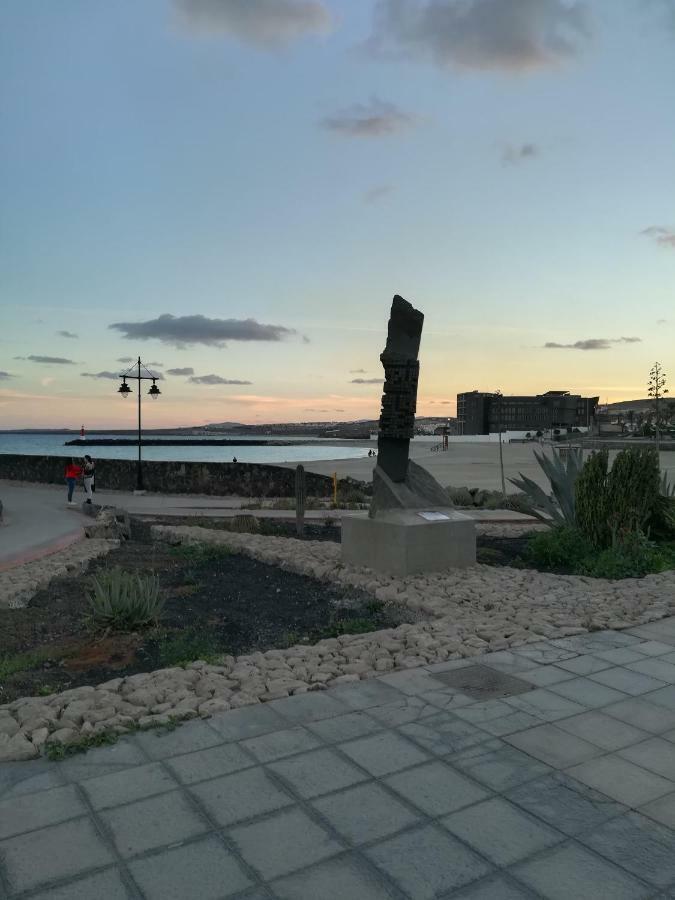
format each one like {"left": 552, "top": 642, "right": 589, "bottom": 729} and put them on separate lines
{"left": 0, "top": 454, "right": 367, "bottom": 498}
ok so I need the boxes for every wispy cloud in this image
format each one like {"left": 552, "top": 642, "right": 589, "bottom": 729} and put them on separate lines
{"left": 189, "top": 374, "right": 253, "bottom": 385}
{"left": 117, "top": 357, "right": 134, "bottom": 363}
{"left": 57, "top": 330, "right": 78, "bottom": 339}
{"left": 0, "top": 371, "right": 14, "bottom": 380}
{"left": 14, "top": 355, "right": 76, "bottom": 365}
{"left": 657, "top": 318, "right": 669, "bottom": 325}
{"left": 501, "top": 142, "right": 539, "bottom": 165}
{"left": 350, "top": 369, "right": 367, "bottom": 374}
{"left": 167, "top": 367, "right": 195, "bottom": 376}
{"left": 351, "top": 377, "right": 384, "bottom": 384}
{"left": 544, "top": 337, "right": 642, "bottom": 351}
{"left": 109, "top": 314, "right": 298, "bottom": 348}
{"left": 641, "top": 226, "right": 675, "bottom": 249}
{"left": 366, "top": 0, "right": 591, "bottom": 72}
{"left": 321, "top": 98, "right": 417, "bottom": 138}
{"left": 81, "top": 371, "right": 129, "bottom": 380}
{"left": 174, "top": 0, "right": 332, "bottom": 47}
{"left": 363, "top": 184, "right": 394, "bottom": 204}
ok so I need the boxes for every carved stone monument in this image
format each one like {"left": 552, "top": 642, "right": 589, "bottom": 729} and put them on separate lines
{"left": 342, "top": 295, "right": 476, "bottom": 575}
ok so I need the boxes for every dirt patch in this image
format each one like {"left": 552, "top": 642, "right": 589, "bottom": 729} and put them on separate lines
{"left": 0, "top": 540, "right": 405, "bottom": 703}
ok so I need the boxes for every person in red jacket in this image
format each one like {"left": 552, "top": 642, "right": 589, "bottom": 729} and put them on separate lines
{"left": 65, "top": 459, "right": 82, "bottom": 506}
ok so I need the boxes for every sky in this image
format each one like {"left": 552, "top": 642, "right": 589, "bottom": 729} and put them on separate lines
{"left": 1, "top": 0, "right": 674, "bottom": 429}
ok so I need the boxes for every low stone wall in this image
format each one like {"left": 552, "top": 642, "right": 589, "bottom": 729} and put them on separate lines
{"left": 0, "top": 454, "right": 366, "bottom": 498}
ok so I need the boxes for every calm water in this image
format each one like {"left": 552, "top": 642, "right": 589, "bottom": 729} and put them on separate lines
{"left": 0, "top": 433, "right": 373, "bottom": 465}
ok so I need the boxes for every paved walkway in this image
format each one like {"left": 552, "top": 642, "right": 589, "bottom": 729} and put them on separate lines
{"left": 4, "top": 619, "right": 675, "bottom": 898}
{"left": 0, "top": 480, "right": 535, "bottom": 570}
{"left": 0, "top": 482, "right": 88, "bottom": 568}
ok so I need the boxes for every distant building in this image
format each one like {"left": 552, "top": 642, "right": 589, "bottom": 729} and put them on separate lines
{"left": 457, "top": 390, "right": 598, "bottom": 435}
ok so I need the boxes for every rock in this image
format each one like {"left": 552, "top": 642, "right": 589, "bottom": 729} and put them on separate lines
{"left": 198, "top": 698, "right": 231, "bottom": 717}
{"left": 328, "top": 674, "right": 360, "bottom": 686}
{"left": 0, "top": 732, "right": 40, "bottom": 761}
{"left": 30, "top": 727, "right": 50, "bottom": 749}
{"left": 47, "top": 727, "right": 79, "bottom": 746}
{"left": 138, "top": 714, "right": 171, "bottom": 728}
{"left": 125, "top": 689, "right": 158, "bottom": 708}
{"left": 229, "top": 692, "right": 259, "bottom": 708}
{"left": 0, "top": 717, "right": 19, "bottom": 738}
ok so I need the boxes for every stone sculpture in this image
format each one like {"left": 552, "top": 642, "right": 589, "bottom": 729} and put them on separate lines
{"left": 370, "top": 295, "right": 453, "bottom": 517}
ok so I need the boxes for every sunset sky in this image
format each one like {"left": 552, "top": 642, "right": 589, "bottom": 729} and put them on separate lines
{"left": 1, "top": 0, "right": 673, "bottom": 429}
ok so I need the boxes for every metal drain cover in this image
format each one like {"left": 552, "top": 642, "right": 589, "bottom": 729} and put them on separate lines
{"left": 433, "top": 665, "right": 534, "bottom": 701}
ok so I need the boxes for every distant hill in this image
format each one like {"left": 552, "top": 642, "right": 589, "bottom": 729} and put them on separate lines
{"left": 603, "top": 398, "right": 652, "bottom": 412}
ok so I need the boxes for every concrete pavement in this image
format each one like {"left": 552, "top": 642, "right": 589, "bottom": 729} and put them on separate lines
{"left": 4, "top": 621, "right": 675, "bottom": 897}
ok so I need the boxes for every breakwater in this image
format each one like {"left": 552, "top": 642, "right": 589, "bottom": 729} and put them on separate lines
{"left": 0, "top": 454, "right": 369, "bottom": 498}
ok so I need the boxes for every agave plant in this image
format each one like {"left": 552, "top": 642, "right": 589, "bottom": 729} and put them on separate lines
{"left": 509, "top": 448, "right": 583, "bottom": 526}
{"left": 87, "top": 567, "right": 164, "bottom": 630}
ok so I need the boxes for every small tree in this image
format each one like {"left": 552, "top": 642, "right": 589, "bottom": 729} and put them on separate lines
{"left": 648, "top": 362, "right": 669, "bottom": 450}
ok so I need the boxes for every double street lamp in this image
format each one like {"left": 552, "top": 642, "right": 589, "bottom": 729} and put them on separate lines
{"left": 117, "top": 356, "right": 161, "bottom": 492}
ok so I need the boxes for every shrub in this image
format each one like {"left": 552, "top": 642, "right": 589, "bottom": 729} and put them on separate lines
{"left": 509, "top": 449, "right": 583, "bottom": 526}
{"left": 606, "top": 448, "right": 660, "bottom": 541}
{"left": 87, "top": 567, "right": 164, "bottom": 630}
{"left": 524, "top": 526, "right": 675, "bottom": 579}
{"left": 575, "top": 449, "right": 609, "bottom": 548}
{"left": 229, "top": 514, "right": 260, "bottom": 534}
{"left": 525, "top": 527, "right": 594, "bottom": 572}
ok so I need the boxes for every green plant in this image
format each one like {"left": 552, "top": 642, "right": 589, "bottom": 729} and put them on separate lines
{"left": 45, "top": 729, "right": 119, "bottom": 761}
{"left": 605, "top": 448, "right": 660, "bottom": 541}
{"left": 0, "top": 646, "right": 73, "bottom": 681}
{"left": 170, "top": 543, "right": 230, "bottom": 563}
{"left": 86, "top": 567, "right": 164, "bottom": 631}
{"left": 524, "top": 527, "right": 594, "bottom": 572}
{"left": 229, "top": 514, "right": 260, "bottom": 534}
{"left": 575, "top": 449, "right": 610, "bottom": 548}
{"left": 150, "top": 629, "right": 222, "bottom": 667}
{"left": 509, "top": 448, "right": 584, "bottom": 525}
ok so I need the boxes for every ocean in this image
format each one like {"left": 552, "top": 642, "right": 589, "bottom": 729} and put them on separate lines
{"left": 0, "top": 432, "right": 374, "bottom": 465}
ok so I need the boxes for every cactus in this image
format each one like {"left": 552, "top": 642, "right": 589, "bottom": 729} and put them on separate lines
{"left": 87, "top": 567, "right": 164, "bottom": 630}
{"left": 295, "top": 464, "right": 306, "bottom": 537}
{"left": 606, "top": 448, "right": 660, "bottom": 542}
{"left": 575, "top": 449, "right": 609, "bottom": 548}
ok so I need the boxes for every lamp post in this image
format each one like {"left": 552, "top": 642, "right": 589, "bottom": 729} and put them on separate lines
{"left": 117, "top": 356, "right": 161, "bottom": 492}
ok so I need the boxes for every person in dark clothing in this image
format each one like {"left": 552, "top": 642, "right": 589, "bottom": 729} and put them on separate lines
{"left": 82, "top": 455, "right": 95, "bottom": 504}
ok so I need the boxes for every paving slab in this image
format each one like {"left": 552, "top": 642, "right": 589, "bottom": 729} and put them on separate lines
{"left": 311, "top": 781, "right": 421, "bottom": 844}
{"left": 506, "top": 723, "right": 603, "bottom": 768}
{"left": 338, "top": 731, "right": 430, "bottom": 777}
{"left": 441, "top": 796, "right": 564, "bottom": 866}
{"left": 127, "top": 835, "right": 252, "bottom": 900}
{"left": 555, "top": 711, "right": 649, "bottom": 751}
{"left": 513, "top": 842, "right": 652, "bottom": 900}
{"left": 506, "top": 772, "right": 627, "bottom": 837}
{"left": 268, "top": 747, "right": 368, "bottom": 798}
{"left": 189, "top": 766, "right": 294, "bottom": 827}
{"left": 271, "top": 854, "right": 400, "bottom": 900}
{"left": 580, "top": 811, "right": 675, "bottom": 888}
{"left": 0, "top": 783, "right": 85, "bottom": 840}
{"left": 365, "top": 823, "right": 493, "bottom": 899}
{"left": 384, "top": 759, "right": 490, "bottom": 817}
{"left": 567, "top": 755, "right": 674, "bottom": 808}
{"left": 24, "top": 868, "right": 132, "bottom": 900}
{"left": 449, "top": 738, "right": 553, "bottom": 791}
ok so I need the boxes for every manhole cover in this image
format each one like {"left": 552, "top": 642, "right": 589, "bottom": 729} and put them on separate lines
{"left": 433, "top": 665, "right": 534, "bottom": 701}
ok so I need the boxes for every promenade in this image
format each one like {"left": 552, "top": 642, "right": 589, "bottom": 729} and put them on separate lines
{"left": 4, "top": 621, "right": 675, "bottom": 898}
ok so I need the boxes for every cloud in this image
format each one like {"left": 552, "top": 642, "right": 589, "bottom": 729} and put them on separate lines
{"left": 147, "top": 361, "right": 164, "bottom": 367}
{"left": 109, "top": 314, "right": 298, "bottom": 348}
{"left": 117, "top": 357, "right": 134, "bottom": 363}
{"left": 321, "top": 98, "right": 417, "bottom": 138}
{"left": 350, "top": 369, "right": 367, "bottom": 374}
{"left": 82, "top": 370, "right": 164, "bottom": 381}
{"left": 15, "top": 355, "right": 76, "bottom": 365}
{"left": 657, "top": 319, "right": 668, "bottom": 325}
{"left": 351, "top": 377, "right": 384, "bottom": 384}
{"left": 167, "top": 367, "right": 195, "bottom": 376}
{"left": 57, "top": 330, "right": 78, "bottom": 339}
{"left": 174, "top": 0, "right": 332, "bottom": 47}
{"left": 304, "top": 408, "right": 346, "bottom": 413}
{"left": 81, "top": 371, "right": 125, "bottom": 380}
{"left": 0, "top": 371, "right": 14, "bottom": 379}
{"left": 641, "top": 226, "right": 675, "bottom": 249}
{"left": 189, "top": 374, "right": 253, "bottom": 385}
{"left": 41, "top": 377, "right": 55, "bottom": 387}
{"left": 364, "top": 184, "right": 394, "bottom": 204}
{"left": 367, "top": 0, "right": 591, "bottom": 72}
{"left": 544, "top": 337, "right": 642, "bottom": 351}
{"left": 501, "top": 142, "right": 539, "bottom": 165}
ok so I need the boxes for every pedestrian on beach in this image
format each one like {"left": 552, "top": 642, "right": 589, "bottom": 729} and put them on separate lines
{"left": 64, "top": 458, "right": 82, "bottom": 506}
{"left": 232, "top": 457, "right": 238, "bottom": 463}
{"left": 82, "top": 455, "right": 95, "bottom": 504}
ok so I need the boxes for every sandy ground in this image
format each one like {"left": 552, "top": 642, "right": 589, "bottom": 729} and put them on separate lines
{"left": 284, "top": 441, "right": 675, "bottom": 491}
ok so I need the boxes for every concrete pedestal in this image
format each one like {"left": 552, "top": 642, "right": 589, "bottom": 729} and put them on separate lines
{"left": 341, "top": 508, "right": 476, "bottom": 576}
